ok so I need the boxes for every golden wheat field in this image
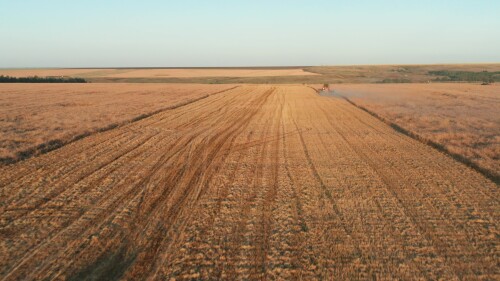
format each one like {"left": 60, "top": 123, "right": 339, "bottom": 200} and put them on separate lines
{"left": 0, "top": 84, "right": 235, "bottom": 163}
{"left": 331, "top": 83, "right": 500, "bottom": 180}
{"left": 0, "top": 85, "right": 498, "bottom": 280}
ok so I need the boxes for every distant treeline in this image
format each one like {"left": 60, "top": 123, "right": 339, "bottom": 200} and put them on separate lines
{"left": 0, "top": 75, "right": 87, "bottom": 83}
{"left": 429, "top": 70, "right": 500, "bottom": 83}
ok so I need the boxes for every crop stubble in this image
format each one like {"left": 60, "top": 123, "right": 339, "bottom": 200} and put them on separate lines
{"left": 0, "top": 85, "right": 497, "bottom": 280}
{"left": 0, "top": 83, "right": 236, "bottom": 163}
{"left": 332, "top": 83, "right": 500, "bottom": 180}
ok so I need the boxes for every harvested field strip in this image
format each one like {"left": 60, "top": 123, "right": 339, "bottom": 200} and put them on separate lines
{"left": 0, "top": 85, "right": 239, "bottom": 166}
{"left": 341, "top": 96, "right": 499, "bottom": 184}
{"left": 0, "top": 84, "right": 237, "bottom": 163}
{"left": 0, "top": 85, "right": 497, "bottom": 280}
{"left": 329, "top": 83, "right": 500, "bottom": 183}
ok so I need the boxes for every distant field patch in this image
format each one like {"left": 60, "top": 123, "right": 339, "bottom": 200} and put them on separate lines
{"left": 105, "top": 68, "right": 318, "bottom": 78}
{"left": 0, "top": 68, "right": 318, "bottom": 79}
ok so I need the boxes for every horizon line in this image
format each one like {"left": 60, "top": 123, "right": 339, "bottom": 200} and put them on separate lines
{"left": 1, "top": 62, "right": 500, "bottom": 70}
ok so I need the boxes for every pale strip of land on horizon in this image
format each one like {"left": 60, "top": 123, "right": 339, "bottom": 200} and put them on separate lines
{"left": 0, "top": 68, "right": 318, "bottom": 78}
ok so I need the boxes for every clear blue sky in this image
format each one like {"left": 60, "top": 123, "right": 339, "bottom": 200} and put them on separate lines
{"left": 1, "top": 0, "right": 499, "bottom": 67}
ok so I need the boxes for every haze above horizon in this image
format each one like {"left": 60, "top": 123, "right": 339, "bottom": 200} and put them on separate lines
{"left": 1, "top": 0, "right": 499, "bottom": 68}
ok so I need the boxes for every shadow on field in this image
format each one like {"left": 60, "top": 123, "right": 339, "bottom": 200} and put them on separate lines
{"left": 68, "top": 244, "right": 137, "bottom": 281}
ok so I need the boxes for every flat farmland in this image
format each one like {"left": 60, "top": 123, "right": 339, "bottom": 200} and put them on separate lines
{"left": 0, "top": 83, "right": 236, "bottom": 163}
{"left": 1, "top": 64, "right": 498, "bottom": 84}
{"left": 0, "top": 85, "right": 497, "bottom": 280}
{"left": 0, "top": 68, "right": 317, "bottom": 78}
{"left": 332, "top": 83, "right": 500, "bottom": 181}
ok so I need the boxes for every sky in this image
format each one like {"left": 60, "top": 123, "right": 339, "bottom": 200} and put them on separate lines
{"left": 1, "top": 0, "right": 499, "bottom": 67}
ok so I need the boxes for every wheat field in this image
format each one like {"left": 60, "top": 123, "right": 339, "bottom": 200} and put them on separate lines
{"left": 332, "top": 83, "right": 500, "bottom": 180}
{"left": 0, "top": 85, "right": 497, "bottom": 280}
{"left": 0, "top": 83, "right": 235, "bottom": 163}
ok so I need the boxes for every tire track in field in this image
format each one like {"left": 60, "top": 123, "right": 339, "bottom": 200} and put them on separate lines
{"left": 105, "top": 87, "right": 274, "bottom": 280}
{"left": 253, "top": 91, "right": 281, "bottom": 278}
{"left": 123, "top": 88, "right": 276, "bottom": 279}
{"left": 160, "top": 87, "right": 282, "bottom": 279}
{"left": 0, "top": 86, "right": 241, "bottom": 185}
{"left": 60, "top": 86, "right": 276, "bottom": 278}
{"left": 286, "top": 99, "right": 366, "bottom": 278}
{"left": 292, "top": 117, "right": 354, "bottom": 237}
{"left": 0, "top": 132, "right": 159, "bottom": 229}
